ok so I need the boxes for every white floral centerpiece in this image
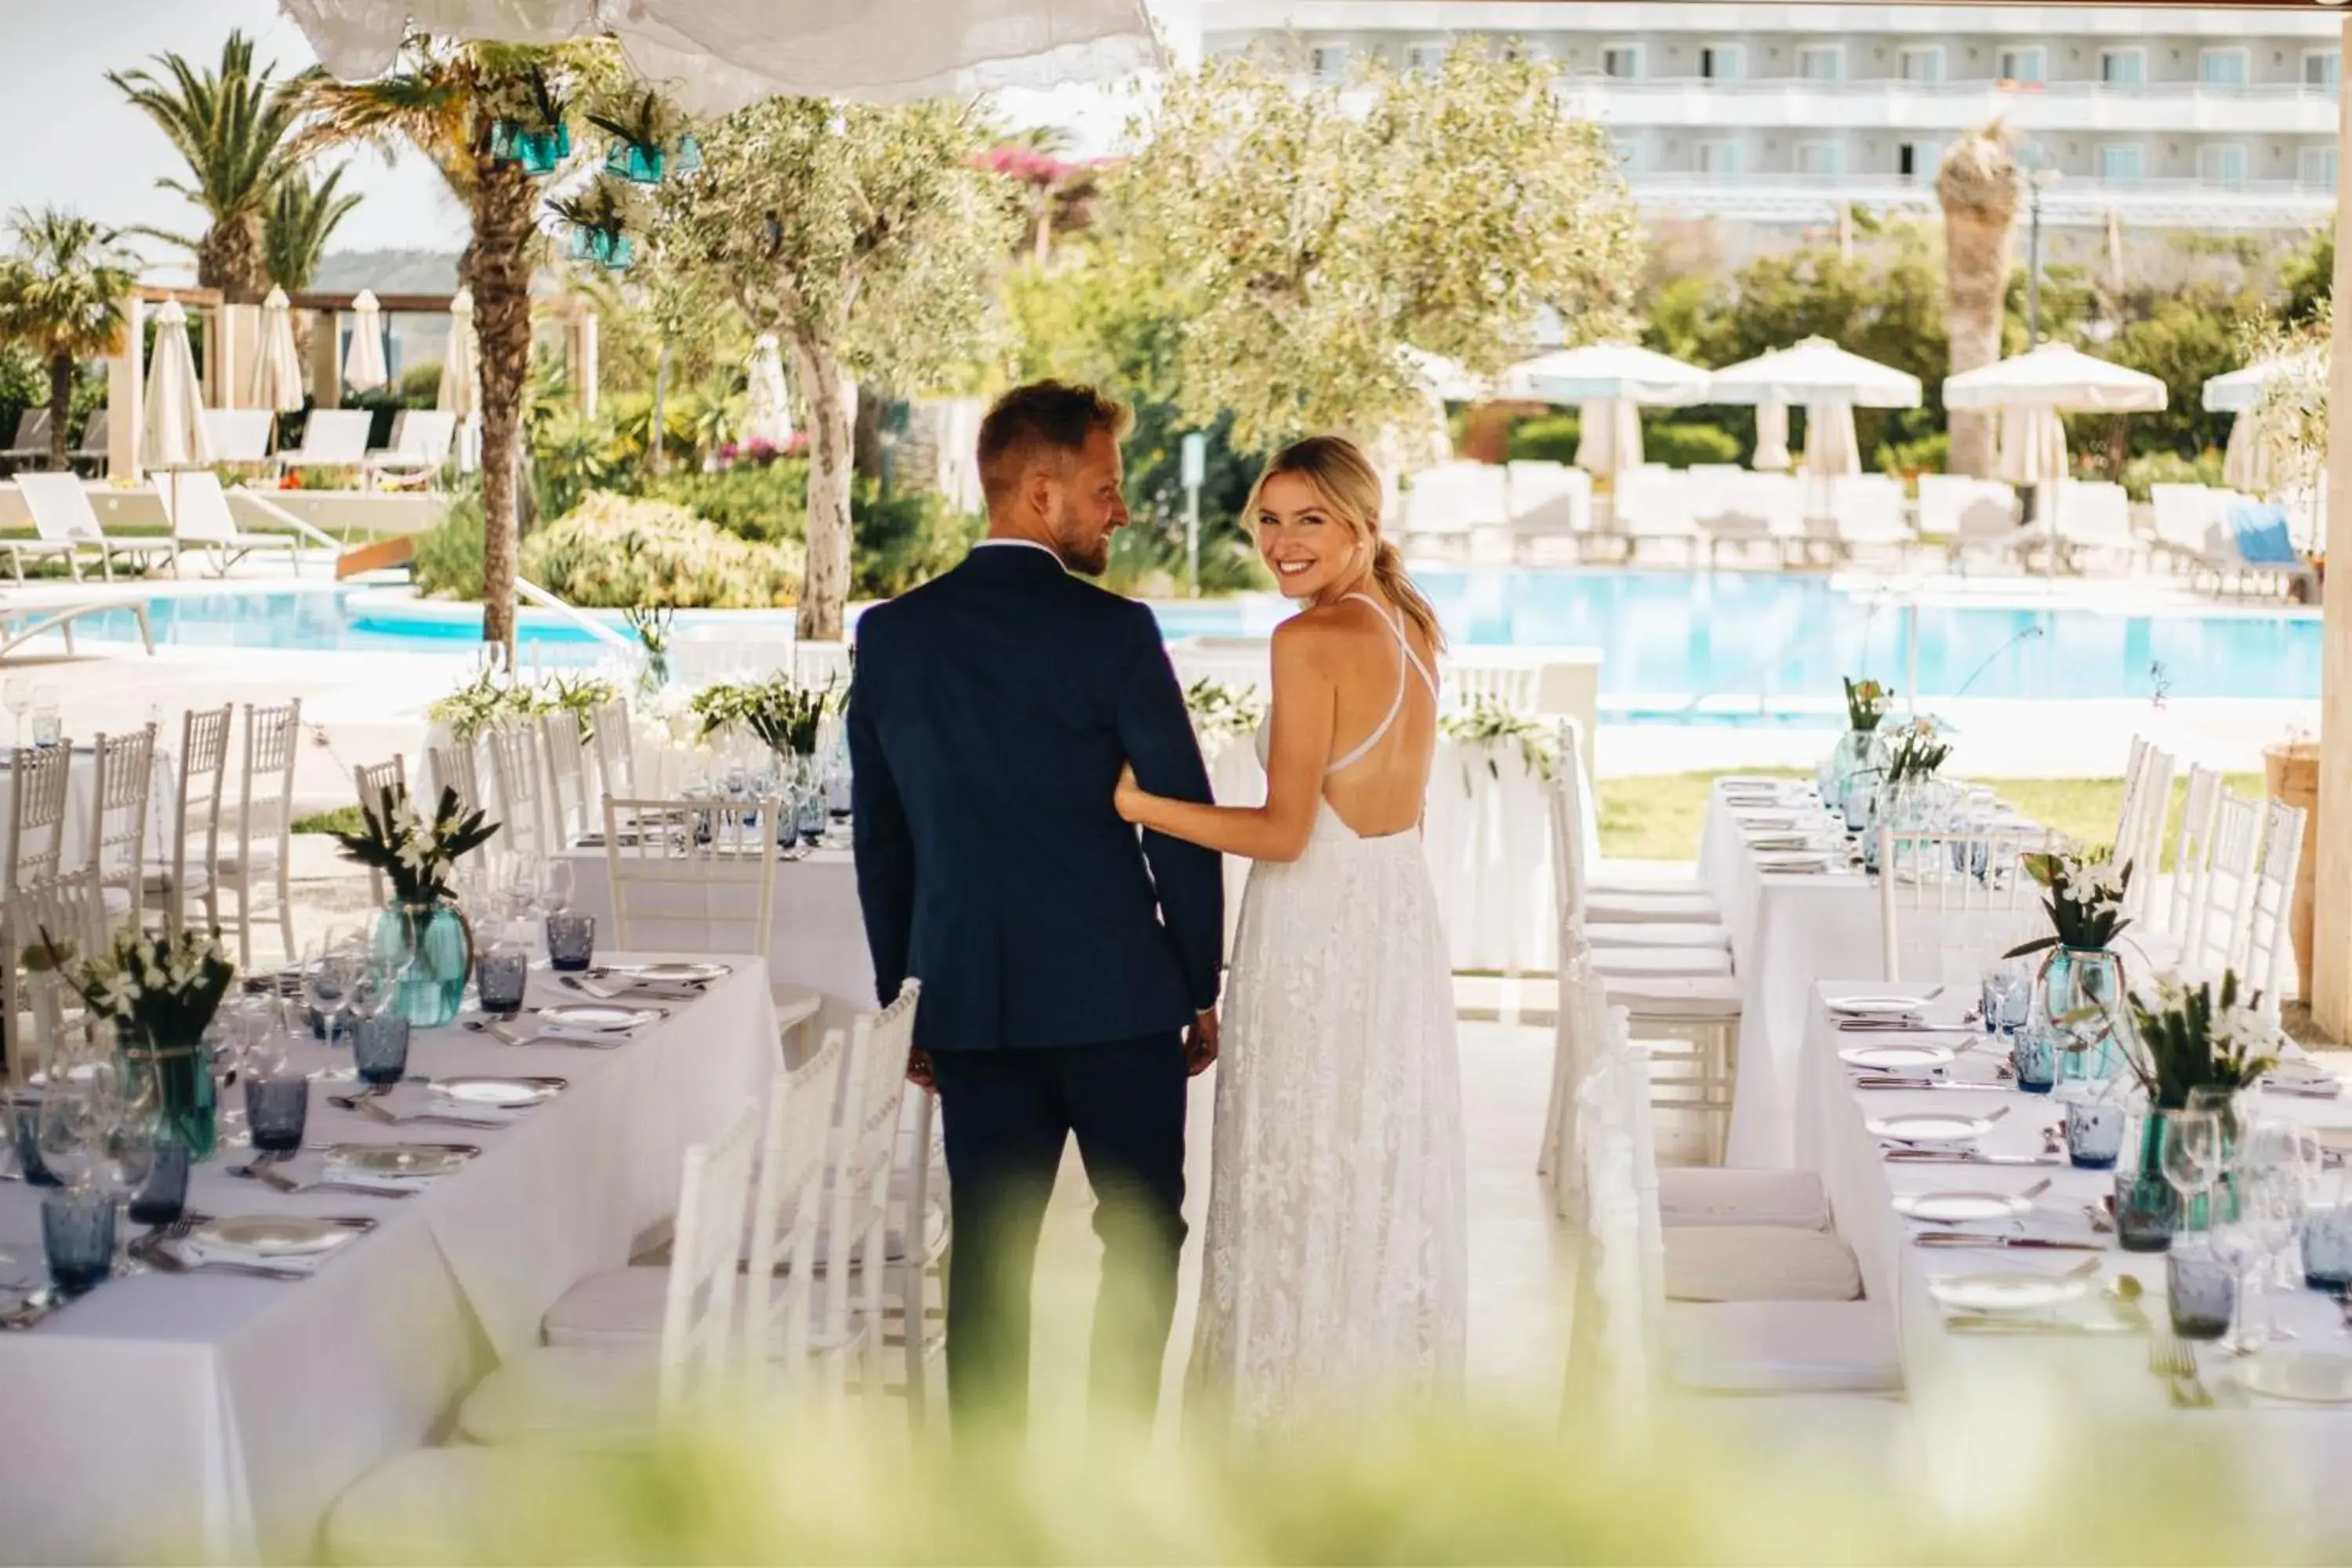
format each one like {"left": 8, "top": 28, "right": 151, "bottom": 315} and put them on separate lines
{"left": 33, "top": 926, "right": 234, "bottom": 1156}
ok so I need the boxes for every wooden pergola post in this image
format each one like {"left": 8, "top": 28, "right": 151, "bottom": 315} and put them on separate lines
{"left": 2313, "top": 10, "right": 2352, "bottom": 1040}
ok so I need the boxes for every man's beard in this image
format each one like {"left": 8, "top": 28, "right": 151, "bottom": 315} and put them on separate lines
{"left": 1056, "top": 527, "right": 1109, "bottom": 577}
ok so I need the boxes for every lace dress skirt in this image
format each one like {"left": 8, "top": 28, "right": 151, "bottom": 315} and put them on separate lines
{"left": 1189, "top": 806, "right": 1468, "bottom": 1428}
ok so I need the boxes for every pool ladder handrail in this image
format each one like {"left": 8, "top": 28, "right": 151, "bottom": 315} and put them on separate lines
{"left": 1675, "top": 574, "right": 1933, "bottom": 719}
{"left": 0, "top": 599, "right": 154, "bottom": 662}
{"left": 514, "top": 574, "right": 636, "bottom": 652}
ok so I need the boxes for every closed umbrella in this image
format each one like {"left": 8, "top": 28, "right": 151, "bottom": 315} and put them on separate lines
{"left": 742, "top": 333, "right": 792, "bottom": 448}
{"left": 1994, "top": 405, "right": 2069, "bottom": 488}
{"left": 436, "top": 288, "right": 478, "bottom": 418}
{"left": 343, "top": 289, "right": 388, "bottom": 392}
{"left": 1573, "top": 399, "right": 1645, "bottom": 478}
{"left": 2223, "top": 403, "right": 2278, "bottom": 494}
{"left": 1751, "top": 400, "right": 1791, "bottom": 473}
{"left": 143, "top": 299, "right": 214, "bottom": 470}
{"left": 1947, "top": 343, "right": 2165, "bottom": 558}
{"left": 1799, "top": 398, "right": 1861, "bottom": 478}
{"left": 249, "top": 285, "right": 304, "bottom": 414}
{"left": 1497, "top": 343, "right": 1707, "bottom": 485}
{"left": 2206, "top": 352, "right": 2321, "bottom": 499}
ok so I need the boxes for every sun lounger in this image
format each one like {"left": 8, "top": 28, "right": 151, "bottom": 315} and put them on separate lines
{"left": 1816, "top": 474, "right": 1915, "bottom": 561}
{"left": 1919, "top": 474, "right": 2032, "bottom": 568}
{"left": 2150, "top": 484, "right": 2223, "bottom": 569}
{"left": 0, "top": 409, "right": 52, "bottom": 470}
{"left": 1504, "top": 461, "right": 1591, "bottom": 562}
{"left": 2053, "top": 480, "right": 2141, "bottom": 571}
{"left": 270, "top": 408, "right": 372, "bottom": 475}
{"left": 2225, "top": 499, "right": 2317, "bottom": 599}
{"left": 1693, "top": 471, "right": 1802, "bottom": 568}
{"left": 201, "top": 408, "right": 275, "bottom": 466}
{"left": 157, "top": 470, "right": 314, "bottom": 575}
{"left": 69, "top": 410, "right": 110, "bottom": 477}
{"left": 1615, "top": 466, "right": 1699, "bottom": 565}
{"left": 1399, "top": 460, "right": 1507, "bottom": 562}
{"left": 11, "top": 472, "right": 179, "bottom": 580}
{"left": 363, "top": 410, "right": 457, "bottom": 488}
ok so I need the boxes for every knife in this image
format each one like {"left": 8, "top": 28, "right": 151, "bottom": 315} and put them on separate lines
{"left": 1884, "top": 1149, "right": 2063, "bottom": 1166}
{"left": 1853, "top": 1076, "right": 2005, "bottom": 1091}
{"left": 1914, "top": 1232, "right": 2107, "bottom": 1252}
{"left": 1943, "top": 1315, "right": 2140, "bottom": 1336}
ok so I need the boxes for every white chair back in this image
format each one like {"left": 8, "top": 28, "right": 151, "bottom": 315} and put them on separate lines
{"left": 201, "top": 409, "right": 274, "bottom": 463}
{"left": 74, "top": 410, "right": 109, "bottom": 463}
{"left": 746, "top": 1030, "right": 848, "bottom": 1391}
{"left": 158, "top": 704, "right": 233, "bottom": 937}
{"left": 1918, "top": 474, "right": 2019, "bottom": 542}
{"left": 1504, "top": 460, "right": 1591, "bottom": 540}
{"left": 1824, "top": 474, "right": 1911, "bottom": 546}
{"left": 389, "top": 409, "right": 457, "bottom": 463}
{"left": 1876, "top": 825, "right": 2050, "bottom": 987}
{"left": 655, "top": 1098, "right": 766, "bottom": 1426}
{"left": 227, "top": 699, "right": 301, "bottom": 969}
{"left": 603, "top": 795, "right": 782, "bottom": 960}
{"left": 2112, "top": 738, "right": 2172, "bottom": 919}
{"left": 2151, "top": 485, "right": 2218, "bottom": 554}
{"left": 828, "top": 982, "right": 923, "bottom": 1396}
{"left": 156, "top": 470, "right": 245, "bottom": 545}
{"left": 4, "top": 744, "right": 72, "bottom": 895}
{"left": 289, "top": 409, "right": 372, "bottom": 465}
{"left": 2056, "top": 480, "right": 2134, "bottom": 549}
{"left": 484, "top": 722, "right": 551, "bottom": 860}
{"left": 587, "top": 698, "right": 637, "bottom": 809}
{"left": 2191, "top": 789, "right": 2262, "bottom": 984}
{"left": 87, "top": 724, "right": 157, "bottom": 907}
{"left": 14, "top": 869, "right": 110, "bottom": 1070}
{"left": 1541, "top": 930, "right": 1607, "bottom": 1218}
{"left": 536, "top": 707, "right": 591, "bottom": 848}
{"left": 2245, "top": 800, "right": 2307, "bottom": 1021}
{"left": 2160, "top": 765, "right": 2223, "bottom": 947}
{"left": 426, "top": 740, "right": 482, "bottom": 819}
{"left": 4, "top": 408, "right": 50, "bottom": 454}
{"left": 13, "top": 473, "right": 105, "bottom": 544}
{"left": 1545, "top": 724, "right": 1588, "bottom": 923}
{"left": 1445, "top": 659, "right": 1537, "bottom": 716}
{"left": 352, "top": 757, "right": 409, "bottom": 906}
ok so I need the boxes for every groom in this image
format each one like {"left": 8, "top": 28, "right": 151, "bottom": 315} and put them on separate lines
{"left": 848, "top": 380, "right": 1224, "bottom": 1434}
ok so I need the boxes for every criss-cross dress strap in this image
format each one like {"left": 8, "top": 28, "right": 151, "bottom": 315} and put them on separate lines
{"left": 1324, "top": 592, "right": 1438, "bottom": 776}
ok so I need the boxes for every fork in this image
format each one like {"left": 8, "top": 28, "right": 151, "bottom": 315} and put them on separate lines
{"left": 2150, "top": 1331, "right": 2215, "bottom": 1408}
{"left": 136, "top": 1244, "right": 310, "bottom": 1283}
{"left": 358, "top": 1097, "right": 506, "bottom": 1132}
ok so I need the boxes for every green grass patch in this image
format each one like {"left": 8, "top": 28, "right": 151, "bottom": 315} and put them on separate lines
{"left": 292, "top": 804, "right": 365, "bottom": 837}
{"left": 1597, "top": 771, "right": 2267, "bottom": 863}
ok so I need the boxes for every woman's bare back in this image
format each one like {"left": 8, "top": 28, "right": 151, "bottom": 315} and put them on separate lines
{"left": 1288, "top": 591, "right": 1439, "bottom": 839}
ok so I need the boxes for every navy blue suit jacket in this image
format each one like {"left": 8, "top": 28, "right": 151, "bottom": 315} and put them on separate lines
{"left": 848, "top": 542, "right": 1224, "bottom": 1052}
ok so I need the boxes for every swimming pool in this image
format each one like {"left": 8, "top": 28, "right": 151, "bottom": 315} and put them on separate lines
{"left": 32, "top": 574, "right": 2321, "bottom": 706}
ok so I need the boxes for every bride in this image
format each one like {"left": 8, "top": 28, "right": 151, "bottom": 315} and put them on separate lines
{"left": 1114, "top": 434, "right": 1465, "bottom": 1426}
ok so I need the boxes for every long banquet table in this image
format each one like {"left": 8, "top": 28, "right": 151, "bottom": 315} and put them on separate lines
{"left": 0, "top": 958, "right": 778, "bottom": 1564}
{"left": 1800, "top": 982, "right": 2352, "bottom": 1522}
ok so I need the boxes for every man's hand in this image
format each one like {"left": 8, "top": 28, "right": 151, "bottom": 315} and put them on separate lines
{"left": 1185, "top": 1009, "right": 1220, "bottom": 1076}
{"left": 906, "top": 1047, "right": 935, "bottom": 1091}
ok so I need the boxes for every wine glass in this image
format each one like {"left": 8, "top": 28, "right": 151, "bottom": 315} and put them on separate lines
{"left": 537, "top": 857, "right": 575, "bottom": 918}
{"left": 35, "top": 1076, "right": 105, "bottom": 1193}
{"left": 2162, "top": 1109, "right": 2223, "bottom": 1222}
{"left": 96, "top": 1094, "right": 159, "bottom": 1276}
{"left": 1, "top": 677, "right": 29, "bottom": 749}
{"left": 217, "top": 993, "right": 278, "bottom": 1149}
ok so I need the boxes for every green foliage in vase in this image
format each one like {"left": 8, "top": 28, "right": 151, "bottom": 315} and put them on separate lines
{"left": 1440, "top": 695, "right": 1556, "bottom": 787}
{"left": 428, "top": 667, "right": 617, "bottom": 743}
{"left": 2127, "top": 970, "right": 2279, "bottom": 1112}
{"left": 1182, "top": 679, "right": 1266, "bottom": 745}
{"left": 1842, "top": 677, "right": 1890, "bottom": 731}
{"left": 1881, "top": 720, "right": 1951, "bottom": 783}
{"left": 690, "top": 674, "right": 838, "bottom": 756}
{"left": 37, "top": 927, "right": 234, "bottom": 1044}
{"left": 334, "top": 782, "right": 500, "bottom": 906}
{"left": 2008, "top": 846, "right": 2133, "bottom": 958}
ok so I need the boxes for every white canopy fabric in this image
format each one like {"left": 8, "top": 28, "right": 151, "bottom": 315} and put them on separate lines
{"left": 281, "top": 0, "right": 1160, "bottom": 116}
{"left": 1500, "top": 343, "right": 1710, "bottom": 407}
{"left": 1995, "top": 405, "right": 2070, "bottom": 488}
{"left": 436, "top": 288, "right": 478, "bottom": 419}
{"left": 1574, "top": 399, "right": 1644, "bottom": 480}
{"left": 2203, "top": 350, "right": 2325, "bottom": 413}
{"left": 249, "top": 285, "right": 305, "bottom": 416}
{"left": 1751, "top": 400, "right": 1791, "bottom": 472}
{"left": 143, "top": 299, "right": 215, "bottom": 469}
{"left": 1944, "top": 343, "right": 2167, "bottom": 413}
{"left": 1798, "top": 399, "right": 1861, "bottom": 479}
{"left": 742, "top": 333, "right": 793, "bottom": 448}
{"left": 343, "top": 289, "right": 388, "bottom": 393}
{"left": 1709, "top": 336, "right": 1922, "bottom": 410}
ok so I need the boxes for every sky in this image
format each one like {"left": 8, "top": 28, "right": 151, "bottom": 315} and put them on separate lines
{"left": 0, "top": 0, "right": 1163, "bottom": 285}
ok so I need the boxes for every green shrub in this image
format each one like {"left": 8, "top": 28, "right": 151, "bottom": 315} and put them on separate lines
{"left": 1875, "top": 431, "right": 1950, "bottom": 481}
{"left": 521, "top": 492, "right": 804, "bottom": 609}
{"left": 645, "top": 462, "right": 810, "bottom": 545}
{"left": 398, "top": 361, "right": 443, "bottom": 403}
{"left": 853, "top": 481, "right": 982, "bottom": 598}
{"left": 1642, "top": 422, "right": 1742, "bottom": 468}
{"left": 1507, "top": 412, "right": 1581, "bottom": 464}
{"left": 413, "top": 485, "right": 485, "bottom": 600}
{"left": 2118, "top": 448, "right": 2226, "bottom": 503}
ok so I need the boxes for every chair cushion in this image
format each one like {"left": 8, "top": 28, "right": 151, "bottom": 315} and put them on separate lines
{"left": 456, "top": 1344, "right": 660, "bottom": 1448}
{"left": 212, "top": 844, "right": 280, "bottom": 877}
{"left": 1663, "top": 1300, "right": 1901, "bottom": 1394}
{"left": 1584, "top": 920, "right": 1729, "bottom": 953}
{"left": 1659, "top": 1167, "right": 1830, "bottom": 1230}
{"left": 1587, "top": 891, "right": 1721, "bottom": 925}
{"left": 1588, "top": 860, "right": 1708, "bottom": 898}
{"left": 539, "top": 1266, "right": 673, "bottom": 1350}
{"left": 771, "top": 985, "right": 822, "bottom": 1032}
{"left": 1590, "top": 946, "right": 1732, "bottom": 981}
{"left": 1663, "top": 1226, "right": 1862, "bottom": 1303}
{"left": 1599, "top": 972, "right": 1744, "bottom": 1018}
{"left": 322, "top": 1446, "right": 644, "bottom": 1566}
{"left": 141, "top": 864, "right": 211, "bottom": 894}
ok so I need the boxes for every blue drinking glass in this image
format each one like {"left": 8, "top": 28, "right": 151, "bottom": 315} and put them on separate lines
{"left": 9, "top": 1094, "right": 57, "bottom": 1188}
{"left": 245, "top": 1075, "right": 309, "bottom": 1155}
{"left": 2065, "top": 1098, "right": 2126, "bottom": 1170}
{"left": 545, "top": 913, "right": 597, "bottom": 973}
{"left": 2168, "top": 1240, "right": 2237, "bottom": 1341}
{"left": 42, "top": 1189, "right": 116, "bottom": 1296}
{"left": 2303, "top": 1205, "right": 2352, "bottom": 1293}
{"left": 477, "top": 942, "right": 529, "bottom": 1015}
{"left": 128, "top": 1141, "right": 191, "bottom": 1227}
{"left": 2013, "top": 1029, "right": 2059, "bottom": 1094}
{"left": 350, "top": 1014, "right": 411, "bottom": 1087}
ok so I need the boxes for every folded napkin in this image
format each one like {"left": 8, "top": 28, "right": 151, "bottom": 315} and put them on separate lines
{"left": 320, "top": 1155, "right": 452, "bottom": 1191}
{"left": 1756, "top": 855, "right": 1832, "bottom": 873}
{"left": 176, "top": 1236, "right": 344, "bottom": 1275}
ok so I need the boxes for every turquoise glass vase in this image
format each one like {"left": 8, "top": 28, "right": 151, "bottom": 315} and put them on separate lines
{"left": 377, "top": 900, "right": 473, "bottom": 1028}
{"left": 123, "top": 1030, "right": 217, "bottom": 1162}
{"left": 605, "top": 140, "right": 666, "bottom": 183}
{"left": 2035, "top": 945, "right": 2130, "bottom": 1084}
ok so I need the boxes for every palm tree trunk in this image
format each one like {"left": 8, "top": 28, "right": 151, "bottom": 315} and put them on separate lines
{"left": 198, "top": 217, "right": 268, "bottom": 303}
{"left": 468, "top": 158, "right": 539, "bottom": 652}
{"left": 1944, "top": 210, "right": 2013, "bottom": 479}
{"left": 789, "top": 330, "right": 853, "bottom": 641}
{"left": 45, "top": 356, "right": 73, "bottom": 471}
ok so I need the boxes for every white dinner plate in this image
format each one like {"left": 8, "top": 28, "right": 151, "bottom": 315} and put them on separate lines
{"left": 1867, "top": 1112, "right": 1995, "bottom": 1145}
{"left": 1841, "top": 1043, "right": 1957, "bottom": 1073}
{"left": 1895, "top": 1189, "right": 2034, "bottom": 1224}
{"left": 325, "top": 1145, "right": 470, "bottom": 1180}
{"left": 602, "top": 961, "right": 731, "bottom": 985}
{"left": 2236, "top": 1350, "right": 2352, "bottom": 1404}
{"left": 534, "top": 1004, "right": 662, "bottom": 1033}
{"left": 435, "top": 1076, "right": 561, "bottom": 1109}
{"left": 194, "top": 1215, "right": 350, "bottom": 1257}
{"left": 1929, "top": 1271, "right": 2092, "bottom": 1315}
{"left": 1828, "top": 995, "right": 1929, "bottom": 1018}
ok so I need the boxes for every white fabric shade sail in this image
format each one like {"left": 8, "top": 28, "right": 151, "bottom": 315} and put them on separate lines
{"left": 1943, "top": 342, "right": 2166, "bottom": 413}
{"left": 249, "top": 285, "right": 305, "bottom": 415}
{"left": 143, "top": 299, "right": 215, "bottom": 468}
{"left": 343, "top": 289, "right": 388, "bottom": 393}
{"left": 436, "top": 288, "right": 478, "bottom": 419}
{"left": 1497, "top": 343, "right": 1711, "bottom": 407}
{"left": 281, "top": 0, "right": 1160, "bottom": 115}
{"left": 742, "top": 333, "right": 793, "bottom": 448}
{"left": 1708, "top": 336, "right": 1922, "bottom": 410}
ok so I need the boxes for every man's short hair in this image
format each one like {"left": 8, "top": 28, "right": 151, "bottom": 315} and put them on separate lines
{"left": 976, "top": 381, "right": 1130, "bottom": 510}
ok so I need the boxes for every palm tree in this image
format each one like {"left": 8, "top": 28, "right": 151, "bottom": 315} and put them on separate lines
{"left": 262, "top": 165, "right": 364, "bottom": 292}
{"left": 1936, "top": 123, "right": 2020, "bottom": 478}
{"left": 0, "top": 210, "right": 137, "bottom": 470}
{"left": 299, "top": 38, "right": 614, "bottom": 649}
{"left": 108, "top": 31, "right": 302, "bottom": 300}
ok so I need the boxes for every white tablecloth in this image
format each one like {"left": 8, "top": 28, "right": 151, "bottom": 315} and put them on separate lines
{"left": 0, "top": 958, "right": 778, "bottom": 1563}
{"left": 0, "top": 746, "right": 176, "bottom": 879}
{"left": 1801, "top": 984, "right": 2352, "bottom": 1523}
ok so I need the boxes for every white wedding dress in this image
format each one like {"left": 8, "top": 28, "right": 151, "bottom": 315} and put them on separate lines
{"left": 1189, "top": 595, "right": 1468, "bottom": 1428}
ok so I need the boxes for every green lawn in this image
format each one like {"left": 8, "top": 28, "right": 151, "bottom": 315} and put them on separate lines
{"left": 1597, "top": 771, "right": 2267, "bottom": 863}
{"left": 292, "top": 804, "right": 366, "bottom": 837}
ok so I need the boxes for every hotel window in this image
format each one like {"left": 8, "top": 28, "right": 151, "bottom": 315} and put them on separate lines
{"left": 2201, "top": 49, "right": 2250, "bottom": 87}
{"left": 2306, "top": 51, "right": 2341, "bottom": 88}
{"left": 2303, "top": 147, "right": 2339, "bottom": 187}
{"left": 1611, "top": 136, "right": 1643, "bottom": 172}
{"left": 1696, "top": 140, "right": 1741, "bottom": 177}
{"left": 1897, "top": 142, "right": 1921, "bottom": 179}
{"left": 1798, "top": 45, "right": 1843, "bottom": 82}
{"left": 1404, "top": 42, "right": 1447, "bottom": 76}
{"left": 1898, "top": 47, "right": 1944, "bottom": 84}
{"left": 1700, "top": 44, "right": 1744, "bottom": 82}
{"left": 1998, "top": 46, "right": 2045, "bottom": 85}
{"left": 2197, "top": 145, "right": 2248, "bottom": 185}
{"left": 1601, "top": 45, "right": 1642, "bottom": 80}
{"left": 1796, "top": 140, "right": 1842, "bottom": 177}
{"left": 1308, "top": 43, "right": 1348, "bottom": 83}
{"left": 2100, "top": 49, "right": 2146, "bottom": 86}
{"left": 2098, "top": 144, "right": 2144, "bottom": 183}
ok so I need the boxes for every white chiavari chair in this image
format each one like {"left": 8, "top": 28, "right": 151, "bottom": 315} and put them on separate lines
{"left": 426, "top": 740, "right": 482, "bottom": 818}
{"left": 537, "top": 707, "right": 593, "bottom": 848}
{"left": 1875, "top": 824, "right": 2050, "bottom": 989}
{"left": 351, "top": 757, "right": 409, "bottom": 907}
{"left": 1445, "top": 661, "right": 1541, "bottom": 716}
{"left": 13, "top": 869, "right": 111, "bottom": 1073}
{"left": 223, "top": 699, "right": 300, "bottom": 971}
{"left": 2190, "top": 789, "right": 2262, "bottom": 985}
{"left": 484, "top": 721, "right": 551, "bottom": 862}
{"left": 2112, "top": 737, "right": 2172, "bottom": 921}
{"left": 1552, "top": 718, "right": 1726, "bottom": 913}
{"left": 2149, "top": 764, "right": 2223, "bottom": 964}
{"left": 85, "top": 724, "right": 156, "bottom": 921}
{"left": 2244, "top": 799, "right": 2307, "bottom": 1022}
{"left": 586, "top": 696, "right": 637, "bottom": 815}
{"left": 603, "top": 796, "right": 822, "bottom": 1058}
{"left": 1547, "top": 732, "right": 1726, "bottom": 968}
{"left": 3, "top": 744, "right": 72, "bottom": 898}
{"left": 147, "top": 704, "right": 231, "bottom": 939}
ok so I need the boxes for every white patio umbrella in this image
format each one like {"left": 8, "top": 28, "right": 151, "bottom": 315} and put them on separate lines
{"left": 1497, "top": 343, "right": 1709, "bottom": 483}
{"left": 1946, "top": 343, "right": 2165, "bottom": 540}
{"left": 1709, "top": 336, "right": 1923, "bottom": 409}
{"left": 436, "top": 288, "right": 479, "bottom": 419}
{"left": 2202, "top": 351, "right": 2323, "bottom": 414}
{"left": 1751, "top": 401, "right": 1791, "bottom": 472}
{"left": 742, "top": 333, "right": 793, "bottom": 448}
{"left": 248, "top": 285, "right": 305, "bottom": 414}
{"left": 1799, "top": 400, "right": 1862, "bottom": 478}
{"left": 1573, "top": 399, "right": 1646, "bottom": 478}
{"left": 285, "top": 0, "right": 1161, "bottom": 115}
{"left": 2206, "top": 353, "right": 2321, "bottom": 496}
{"left": 142, "top": 299, "right": 214, "bottom": 469}
{"left": 1994, "top": 405, "right": 2070, "bottom": 488}
{"left": 2223, "top": 406, "right": 2277, "bottom": 494}
{"left": 343, "top": 289, "right": 388, "bottom": 393}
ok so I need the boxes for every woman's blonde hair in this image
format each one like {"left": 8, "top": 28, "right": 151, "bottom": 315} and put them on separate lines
{"left": 1243, "top": 434, "right": 1446, "bottom": 653}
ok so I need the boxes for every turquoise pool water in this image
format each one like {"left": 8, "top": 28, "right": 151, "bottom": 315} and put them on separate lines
{"left": 31, "top": 574, "right": 2319, "bottom": 706}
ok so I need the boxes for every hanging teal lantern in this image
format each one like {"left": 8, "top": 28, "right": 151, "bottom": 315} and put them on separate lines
{"left": 605, "top": 140, "right": 666, "bottom": 184}
{"left": 568, "top": 227, "right": 634, "bottom": 272}
{"left": 513, "top": 125, "right": 571, "bottom": 176}
{"left": 673, "top": 135, "right": 703, "bottom": 176}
